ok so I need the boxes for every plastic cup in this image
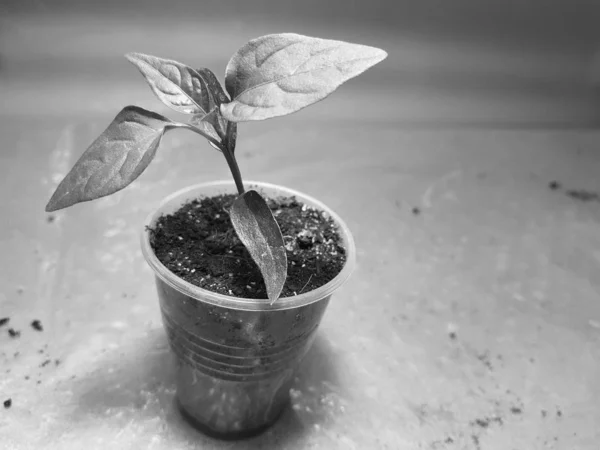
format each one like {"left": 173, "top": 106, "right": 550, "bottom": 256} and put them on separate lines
{"left": 140, "top": 181, "right": 356, "bottom": 438}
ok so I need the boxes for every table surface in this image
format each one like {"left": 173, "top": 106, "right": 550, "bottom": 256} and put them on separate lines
{"left": 1, "top": 8, "right": 599, "bottom": 450}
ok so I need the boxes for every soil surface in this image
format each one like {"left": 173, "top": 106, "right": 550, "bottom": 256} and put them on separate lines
{"left": 149, "top": 193, "right": 347, "bottom": 299}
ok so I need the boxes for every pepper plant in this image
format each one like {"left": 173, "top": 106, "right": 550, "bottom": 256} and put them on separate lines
{"left": 45, "top": 33, "right": 387, "bottom": 303}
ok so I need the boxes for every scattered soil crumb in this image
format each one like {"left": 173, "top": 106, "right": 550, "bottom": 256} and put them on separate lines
{"left": 556, "top": 409, "right": 563, "bottom": 417}
{"left": 477, "top": 352, "right": 493, "bottom": 370}
{"left": 412, "top": 207, "right": 420, "bottom": 215}
{"left": 448, "top": 331, "right": 457, "bottom": 340}
{"left": 548, "top": 181, "right": 561, "bottom": 190}
{"left": 473, "top": 419, "right": 489, "bottom": 428}
{"left": 46, "top": 214, "right": 55, "bottom": 223}
{"left": 566, "top": 189, "right": 600, "bottom": 202}
{"left": 31, "top": 320, "right": 43, "bottom": 332}
{"left": 445, "top": 437, "right": 454, "bottom": 444}
{"left": 40, "top": 359, "right": 51, "bottom": 368}
{"left": 0, "top": 318, "right": 9, "bottom": 327}
{"left": 550, "top": 182, "right": 600, "bottom": 203}
{"left": 510, "top": 406, "right": 523, "bottom": 414}
{"left": 8, "top": 328, "right": 20, "bottom": 338}
{"left": 541, "top": 409, "right": 547, "bottom": 418}
{"left": 471, "top": 435, "right": 480, "bottom": 449}
{"left": 3, "top": 399, "right": 11, "bottom": 408}
{"left": 471, "top": 416, "right": 503, "bottom": 428}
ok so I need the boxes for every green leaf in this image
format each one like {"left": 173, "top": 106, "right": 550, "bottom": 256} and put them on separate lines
{"left": 230, "top": 190, "right": 287, "bottom": 303}
{"left": 126, "top": 53, "right": 209, "bottom": 115}
{"left": 45, "top": 106, "right": 179, "bottom": 212}
{"left": 221, "top": 33, "right": 387, "bottom": 122}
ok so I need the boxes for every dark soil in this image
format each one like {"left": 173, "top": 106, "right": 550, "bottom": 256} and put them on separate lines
{"left": 0, "top": 318, "right": 9, "bottom": 327}
{"left": 30, "top": 320, "right": 43, "bottom": 332}
{"left": 3, "top": 399, "right": 11, "bottom": 409}
{"left": 149, "top": 193, "right": 347, "bottom": 299}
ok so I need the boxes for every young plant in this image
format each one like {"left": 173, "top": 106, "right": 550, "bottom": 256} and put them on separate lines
{"left": 45, "top": 33, "right": 387, "bottom": 303}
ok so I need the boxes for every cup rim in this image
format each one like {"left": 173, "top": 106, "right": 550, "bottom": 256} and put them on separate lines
{"left": 140, "top": 180, "right": 356, "bottom": 311}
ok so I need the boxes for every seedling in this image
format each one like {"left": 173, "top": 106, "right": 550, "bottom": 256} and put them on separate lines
{"left": 45, "top": 33, "right": 387, "bottom": 303}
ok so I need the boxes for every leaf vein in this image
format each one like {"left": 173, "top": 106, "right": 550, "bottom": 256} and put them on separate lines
{"left": 290, "top": 46, "right": 338, "bottom": 75}
{"left": 255, "top": 40, "right": 300, "bottom": 68}
{"left": 140, "top": 60, "right": 203, "bottom": 113}
{"left": 234, "top": 55, "right": 380, "bottom": 104}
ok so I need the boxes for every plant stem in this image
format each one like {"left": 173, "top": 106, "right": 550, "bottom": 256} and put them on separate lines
{"left": 184, "top": 121, "right": 244, "bottom": 194}
{"left": 223, "top": 120, "right": 244, "bottom": 195}
{"left": 223, "top": 147, "right": 245, "bottom": 194}
{"left": 225, "top": 121, "right": 236, "bottom": 153}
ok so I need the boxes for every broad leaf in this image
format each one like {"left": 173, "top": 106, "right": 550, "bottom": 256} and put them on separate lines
{"left": 230, "top": 190, "right": 287, "bottom": 303}
{"left": 126, "top": 53, "right": 209, "bottom": 115}
{"left": 45, "top": 106, "right": 179, "bottom": 212}
{"left": 221, "top": 33, "right": 387, "bottom": 122}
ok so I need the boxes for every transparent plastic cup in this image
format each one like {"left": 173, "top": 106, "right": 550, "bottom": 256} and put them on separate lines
{"left": 140, "top": 181, "right": 356, "bottom": 438}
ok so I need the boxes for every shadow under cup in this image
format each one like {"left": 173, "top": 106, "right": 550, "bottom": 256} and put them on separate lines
{"left": 141, "top": 181, "right": 356, "bottom": 438}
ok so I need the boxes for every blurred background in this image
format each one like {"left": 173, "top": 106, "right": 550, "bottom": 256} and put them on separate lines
{"left": 1, "top": 0, "right": 600, "bottom": 126}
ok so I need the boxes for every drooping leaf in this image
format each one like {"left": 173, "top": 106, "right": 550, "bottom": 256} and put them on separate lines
{"left": 45, "top": 106, "right": 180, "bottom": 212}
{"left": 230, "top": 190, "right": 287, "bottom": 303}
{"left": 126, "top": 53, "right": 209, "bottom": 115}
{"left": 221, "top": 33, "right": 387, "bottom": 122}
